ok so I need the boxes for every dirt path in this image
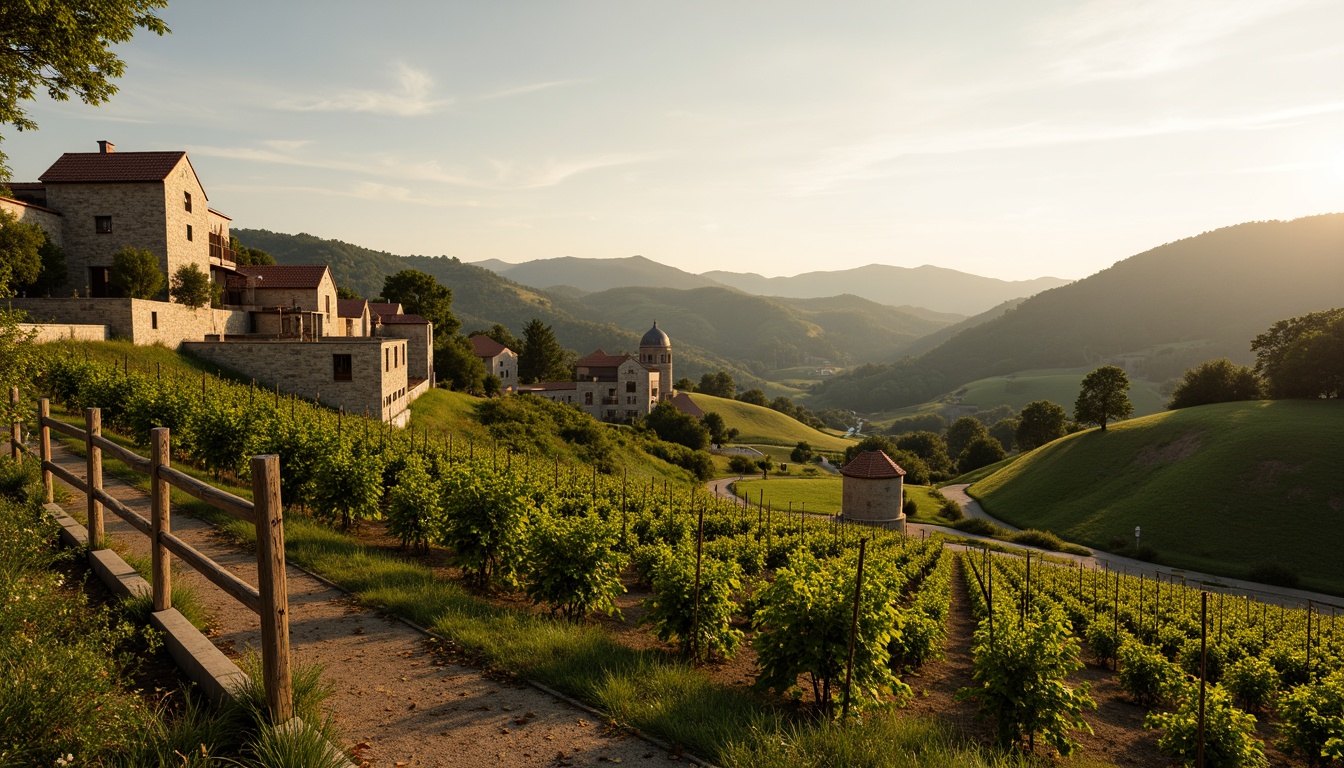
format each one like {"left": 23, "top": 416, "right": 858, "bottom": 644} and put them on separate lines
{"left": 48, "top": 443, "right": 678, "bottom": 768}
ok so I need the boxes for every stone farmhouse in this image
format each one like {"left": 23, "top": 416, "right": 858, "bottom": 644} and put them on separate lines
{"left": 469, "top": 334, "right": 517, "bottom": 392}
{"left": 518, "top": 321, "right": 676, "bottom": 422}
{"left": 1, "top": 141, "right": 432, "bottom": 424}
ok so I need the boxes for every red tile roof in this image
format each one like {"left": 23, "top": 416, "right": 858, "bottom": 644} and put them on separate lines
{"left": 368, "top": 302, "right": 403, "bottom": 317}
{"left": 575, "top": 350, "right": 633, "bottom": 368}
{"left": 39, "top": 151, "right": 188, "bottom": 184}
{"left": 839, "top": 450, "right": 907, "bottom": 479}
{"left": 380, "top": 313, "right": 430, "bottom": 325}
{"left": 470, "top": 334, "right": 510, "bottom": 357}
{"left": 337, "top": 298, "right": 368, "bottom": 318}
{"left": 227, "top": 265, "right": 330, "bottom": 290}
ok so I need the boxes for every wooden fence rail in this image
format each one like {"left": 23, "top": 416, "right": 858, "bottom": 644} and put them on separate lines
{"left": 8, "top": 391, "right": 293, "bottom": 722}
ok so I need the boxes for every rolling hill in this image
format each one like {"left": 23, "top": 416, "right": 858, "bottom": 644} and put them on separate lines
{"left": 686, "top": 392, "right": 853, "bottom": 450}
{"left": 809, "top": 214, "right": 1344, "bottom": 413}
{"left": 704, "top": 264, "right": 1070, "bottom": 315}
{"left": 477, "top": 254, "right": 723, "bottom": 292}
{"left": 968, "top": 400, "right": 1344, "bottom": 594}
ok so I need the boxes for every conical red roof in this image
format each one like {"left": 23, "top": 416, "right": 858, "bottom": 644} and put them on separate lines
{"left": 839, "top": 450, "right": 906, "bottom": 479}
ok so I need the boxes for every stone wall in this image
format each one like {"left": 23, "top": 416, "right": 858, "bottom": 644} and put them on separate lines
{"left": 44, "top": 182, "right": 169, "bottom": 296}
{"left": 841, "top": 475, "right": 906, "bottom": 531}
{"left": 160, "top": 158, "right": 214, "bottom": 282}
{"left": 19, "top": 323, "right": 108, "bottom": 343}
{"left": 0, "top": 198, "right": 63, "bottom": 248}
{"left": 377, "top": 322, "right": 434, "bottom": 382}
{"left": 182, "top": 338, "right": 412, "bottom": 423}
{"left": 8, "top": 298, "right": 249, "bottom": 347}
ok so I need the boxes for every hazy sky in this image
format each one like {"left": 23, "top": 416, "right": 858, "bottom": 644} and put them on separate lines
{"left": 9, "top": 0, "right": 1344, "bottom": 281}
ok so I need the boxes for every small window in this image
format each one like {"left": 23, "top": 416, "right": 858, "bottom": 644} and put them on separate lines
{"left": 325, "top": 296, "right": 331, "bottom": 315}
{"left": 95, "top": 216, "right": 112, "bottom": 234}
{"left": 184, "top": 191, "right": 192, "bottom": 212}
{"left": 625, "top": 381, "right": 636, "bottom": 393}
{"left": 186, "top": 224, "right": 193, "bottom": 241}
{"left": 151, "top": 311, "right": 158, "bottom": 329}
{"left": 384, "top": 349, "right": 389, "bottom": 372}
{"left": 333, "top": 354, "right": 353, "bottom": 381}
{"left": 584, "top": 392, "right": 593, "bottom": 405}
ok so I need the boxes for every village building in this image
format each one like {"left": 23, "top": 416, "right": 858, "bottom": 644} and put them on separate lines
{"left": 518, "top": 321, "right": 674, "bottom": 422}
{"left": 839, "top": 450, "right": 907, "bottom": 533}
{"left": 1, "top": 141, "right": 432, "bottom": 423}
{"left": 469, "top": 335, "right": 517, "bottom": 391}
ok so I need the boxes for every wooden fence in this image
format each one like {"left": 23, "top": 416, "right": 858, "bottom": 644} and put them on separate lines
{"left": 8, "top": 388, "right": 293, "bottom": 721}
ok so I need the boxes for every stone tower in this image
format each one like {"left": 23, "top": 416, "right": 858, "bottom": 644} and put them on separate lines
{"left": 639, "top": 320, "right": 673, "bottom": 401}
{"left": 840, "top": 450, "right": 907, "bottom": 533}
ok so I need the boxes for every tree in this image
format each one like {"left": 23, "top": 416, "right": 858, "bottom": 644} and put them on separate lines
{"left": 673, "top": 377, "right": 696, "bottom": 392}
{"left": 642, "top": 400, "right": 710, "bottom": 450}
{"left": 702, "top": 411, "right": 733, "bottom": 446}
{"left": 946, "top": 416, "right": 990, "bottom": 458}
{"left": 1252, "top": 309, "right": 1344, "bottom": 400}
{"left": 0, "top": 0, "right": 169, "bottom": 180}
{"left": 989, "top": 418, "right": 1017, "bottom": 452}
{"left": 1251, "top": 308, "right": 1344, "bottom": 393}
{"left": 894, "top": 431, "right": 952, "bottom": 476}
{"left": 755, "top": 455, "right": 774, "bottom": 479}
{"left": 518, "top": 319, "right": 571, "bottom": 384}
{"left": 1016, "top": 400, "right": 1068, "bottom": 451}
{"left": 168, "top": 263, "right": 217, "bottom": 308}
{"left": 0, "top": 210, "right": 44, "bottom": 296}
{"left": 697, "top": 371, "right": 735, "bottom": 398}
{"left": 1167, "top": 358, "right": 1263, "bottom": 409}
{"left": 381, "top": 269, "right": 458, "bottom": 340}
{"left": 737, "top": 388, "right": 768, "bottom": 406}
{"left": 229, "top": 236, "right": 275, "bottom": 266}
{"left": 335, "top": 285, "right": 361, "bottom": 300}
{"left": 108, "top": 246, "right": 163, "bottom": 299}
{"left": 21, "top": 236, "right": 66, "bottom": 297}
{"left": 434, "top": 334, "right": 487, "bottom": 392}
{"left": 727, "top": 454, "right": 756, "bottom": 474}
{"left": 1074, "top": 366, "right": 1133, "bottom": 431}
{"left": 790, "top": 441, "right": 814, "bottom": 463}
{"left": 958, "top": 435, "right": 1007, "bottom": 474}
{"left": 841, "top": 435, "right": 931, "bottom": 485}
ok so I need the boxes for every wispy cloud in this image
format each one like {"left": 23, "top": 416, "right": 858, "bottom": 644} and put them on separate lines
{"left": 279, "top": 62, "right": 453, "bottom": 116}
{"left": 189, "top": 142, "right": 656, "bottom": 191}
{"left": 480, "top": 80, "right": 581, "bottom": 101}
{"left": 1034, "top": 0, "right": 1323, "bottom": 82}
{"left": 788, "top": 101, "right": 1344, "bottom": 195}
{"left": 216, "top": 181, "right": 480, "bottom": 209}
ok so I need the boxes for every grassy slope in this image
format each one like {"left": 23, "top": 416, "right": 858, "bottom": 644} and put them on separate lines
{"left": 954, "top": 368, "right": 1167, "bottom": 416}
{"left": 687, "top": 393, "right": 853, "bottom": 450}
{"left": 969, "top": 400, "right": 1344, "bottom": 593}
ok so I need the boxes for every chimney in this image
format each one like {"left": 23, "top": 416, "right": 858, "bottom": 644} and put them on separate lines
{"left": 97, "top": 140, "right": 115, "bottom": 154}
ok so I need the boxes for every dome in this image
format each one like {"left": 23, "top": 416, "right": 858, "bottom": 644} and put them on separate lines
{"left": 640, "top": 321, "right": 671, "bottom": 348}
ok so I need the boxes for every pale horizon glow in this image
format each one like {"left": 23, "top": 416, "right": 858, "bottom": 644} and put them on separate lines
{"left": 7, "top": 0, "right": 1344, "bottom": 282}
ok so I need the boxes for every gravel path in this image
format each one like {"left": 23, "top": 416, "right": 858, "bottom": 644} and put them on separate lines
{"left": 48, "top": 442, "right": 680, "bottom": 768}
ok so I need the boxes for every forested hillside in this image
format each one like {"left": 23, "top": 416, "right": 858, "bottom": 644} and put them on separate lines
{"left": 810, "top": 214, "right": 1344, "bottom": 412}
{"left": 578, "top": 287, "right": 957, "bottom": 368}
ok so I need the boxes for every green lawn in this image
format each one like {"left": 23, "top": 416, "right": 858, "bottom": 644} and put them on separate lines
{"left": 954, "top": 368, "right": 1167, "bottom": 416}
{"left": 689, "top": 393, "right": 853, "bottom": 450}
{"left": 731, "top": 475, "right": 947, "bottom": 523}
{"left": 969, "top": 400, "right": 1344, "bottom": 594}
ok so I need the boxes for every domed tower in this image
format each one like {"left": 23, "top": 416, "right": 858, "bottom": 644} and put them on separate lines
{"left": 639, "top": 320, "right": 674, "bottom": 401}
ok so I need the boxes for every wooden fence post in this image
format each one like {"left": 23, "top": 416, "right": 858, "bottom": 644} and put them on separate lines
{"left": 38, "top": 398, "right": 52, "bottom": 503}
{"left": 85, "top": 408, "right": 103, "bottom": 547}
{"left": 252, "top": 453, "right": 293, "bottom": 723}
{"left": 9, "top": 387, "right": 19, "bottom": 462}
{"left": 151, "top": 427, "right": 172, "bottom": 612}
{"left": 841, "top": 537, "right": 869, "bottom": 722}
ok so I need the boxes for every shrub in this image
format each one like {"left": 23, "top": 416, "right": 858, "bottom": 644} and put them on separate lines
{"left": 902, "top": 497, "right": 917, "bottom": 518}
{"left": 1276, "top": 670, "right": 1344, "bottom": 764}
{"left": 937, "top": 498, "right": 964, "bottom": 522}
{"left": 888, "top": 608, "right": 944, "bottom": 670}
{"left": 727, "top": 454, "right": 757, "bottom": 474}
{"left": 525, "top": 512, "right": 626, "bottom": 620}
{"left": 641, "top": 544, "right": 742, "bottom": 660}
{"left": 438, "top": 466, "right": 533, "bottom": 588}
{"left": 169, "top": 263, "right": 218, "bottom": 308}
{"left": 1008, "top": 528, "right": 1064, "bottom": 551}
{"left": 1086, "top": 622, "right": 1122, "bottom": 669}
{"left": 1117, "top": 639, "right": 1179, "bottom": 705}
{"left": 952, "top": 517, "right": 1007, "bottom": 537}
{"left": 957, "top": 609, "right": 1094, "bottom": 755}
{"left": 1180, "top": 637, "right": 1227, "bottom": 684}
{"left": 313, "top": 443, "right": 383, "bottom": 530}
{"left": 1146, "top": 683, "right": 1267, "bottom": 768}
{"left": 108, "top": 246, "right": 165, "bottom": 299}
{"left": 385, "top": 455, "right": 440, "bottom": 552}
{"left": 1247, "top": 562, "right": 1299, "bottom": 589}
{"left": 1225, "top": 656, "right": 1278, "bottom": 713}
{"left": 755, "top": 549, "right": 909, "bottom": 717}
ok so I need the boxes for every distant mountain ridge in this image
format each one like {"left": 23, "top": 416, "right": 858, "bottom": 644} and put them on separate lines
{"left": 471, "top": 256, "right": 1069, "bottom": 315}
{"left": 703, "top": 264, "right": 1071, "bottom": 316}
{"left": 809, "top": 214, "right": 1344, "bottom": 412}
